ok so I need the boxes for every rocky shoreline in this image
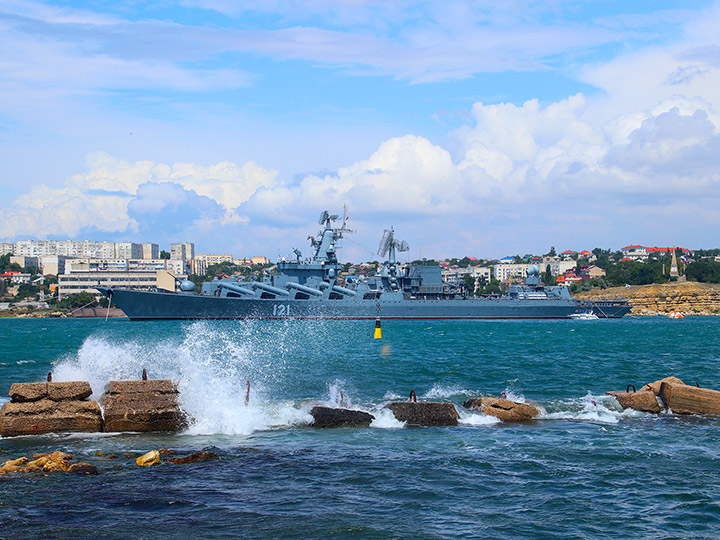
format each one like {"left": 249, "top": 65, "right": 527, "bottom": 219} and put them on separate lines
{"left": 576, "top": 281, "right": 720, "bottom": 316}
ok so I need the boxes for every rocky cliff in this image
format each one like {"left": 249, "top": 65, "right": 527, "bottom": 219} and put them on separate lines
{"left": 575, "top": 282, "right": 720, "bottom": 316}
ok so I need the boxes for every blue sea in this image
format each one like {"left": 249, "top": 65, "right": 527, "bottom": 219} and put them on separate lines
{"left": 2, "top": 317, "right": 720, "bottom": 539}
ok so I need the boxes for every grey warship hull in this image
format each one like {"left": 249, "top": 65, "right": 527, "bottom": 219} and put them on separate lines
{"left": 98, "top": 287, "right": 586, "bottom": 321}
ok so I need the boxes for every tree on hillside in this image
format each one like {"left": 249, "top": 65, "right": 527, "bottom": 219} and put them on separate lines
{"left": 0, "top": 254, "right": 22, "bottom": 273}
{"left": 462, "top": 274, "right": 476, "bottom": 296}
{"left": 605, "top": 260, "right": 666, "bottom": 286}
{"left": 57, "top": 292, "right": 98, "bottom": 310}
{"left": 543, "top": 265, "right": 556, "bottom": 285}
{"left": 685, "top": 261, "right": 720, "bottom": 283}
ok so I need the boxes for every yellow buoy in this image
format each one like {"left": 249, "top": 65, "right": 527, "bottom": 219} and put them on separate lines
{"left": 374, "top": 317, "right": 382, "bottom": 339}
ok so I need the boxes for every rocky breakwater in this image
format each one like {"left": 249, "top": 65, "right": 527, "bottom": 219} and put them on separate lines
{"left": 0, "top": 382, "right": 102, "bottom": 437}
{"left": 463, "top": 397, "right": 540, "bottom": 422}
{"left": 576, "top": 282, "right": 720, "bottom": 316}
{"left": 608, "top": 376, "right": 720, "bottom": 416}
{"left": 309, "top": 406, "right": 375, "bottom": 428}
{"left": 386, "top": 394, "right": 459, "bottom": 426}
{"left": 102, "top": 379, "right": 186, "bottom": 432}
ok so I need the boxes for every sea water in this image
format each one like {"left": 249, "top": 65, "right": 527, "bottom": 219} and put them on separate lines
{"left": 1, "top": 317, "right": 720, "bottom": 539}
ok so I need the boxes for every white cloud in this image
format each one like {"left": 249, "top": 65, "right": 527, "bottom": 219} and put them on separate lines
{"left": 0, "top": 153, "right": 278, "bottom": 240}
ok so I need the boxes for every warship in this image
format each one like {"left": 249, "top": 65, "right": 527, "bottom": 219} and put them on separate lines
{"left": 97, "top": 211, "right": 631, "bottom": 320}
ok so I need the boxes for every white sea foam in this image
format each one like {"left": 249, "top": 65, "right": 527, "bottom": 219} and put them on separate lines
{"left": 457, "top": 410, "right": 501, "bottom": 426}
{"left": 423, "top": 384, "right": 473, "bottom": 399}
{"left": 369, "top": 408, "right": 406, "bottom": 429}
{"left": 539, "top": 392, "right": 635, "bottom": 424}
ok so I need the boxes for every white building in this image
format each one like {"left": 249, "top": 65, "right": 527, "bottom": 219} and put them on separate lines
{"left": 494, "top": 263, "right": 532, "bottom": 282}
{"left": 128, "top": 259, "right": 189, "bottom": 275}
{"left": 442, "top": 266, "right": 493, "bottom": 290}
{"left": 114, "top": 243, "right": 143, "bottom": 259}
{"left": 14, "top": 240, "right": 143, "bottom": 259}
{"left": 170, "top": 242, "right": 195, "bottom": 261}
{"left": 0, "top": 243, "right": 14, "bottom": 255}
{"left": 58, "top": 269, "right": 185, "bottom": 298}
{"left": 142, "top": 243, "right": 159, "bottom": 260}
{"left": 193, "top": 254, "right": 233, "bottom": 275}
{"left": 65, "top": 259, "right": 130, "bottom": 273}
{"left": 39, "top": 255, "right": 71, "bottom": 276}
{"left": 548, "top": 260, "right": 577, "bottom": 277}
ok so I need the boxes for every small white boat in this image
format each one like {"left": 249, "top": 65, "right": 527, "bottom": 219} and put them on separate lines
{"left": 570, "top": 312, "right": 600, "bottom": 320}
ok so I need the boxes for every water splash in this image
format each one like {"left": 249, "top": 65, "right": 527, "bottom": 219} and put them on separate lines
{"left": 51, "top": 321, "right": 315, "bottom": 435}
{"left": 540, "top": 391, "right": 639, "bottom": 424}
{"left": 423, "top": 384, "right": 473, "bottom": 400}
{"left": 369, "top": 408, "right": 405, "bottom": 429}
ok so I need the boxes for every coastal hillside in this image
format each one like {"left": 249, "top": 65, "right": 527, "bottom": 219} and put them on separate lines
{"left": 575, "top": 282, "right": 720, "bottom": 316}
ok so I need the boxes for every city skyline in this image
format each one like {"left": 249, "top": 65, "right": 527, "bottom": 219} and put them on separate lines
{"left": 1, "top": 1, "right": 719, "bottom": 259}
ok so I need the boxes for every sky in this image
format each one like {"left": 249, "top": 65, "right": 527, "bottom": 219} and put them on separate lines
{"left": 1, "top": 0, "right": 719, "bottom": 262}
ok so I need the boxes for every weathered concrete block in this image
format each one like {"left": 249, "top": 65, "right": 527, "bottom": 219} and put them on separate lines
{"left": 641, "top": 377, "right": 685, "bottom": 396}
{"left": 606, "top": 391, "right": 661, "bottom": 413}
{"left": 0, "top": 399, "right": 103, "bottom": 437}
{"left": 9, "top": 381, "right": 93, "bottom": 403}
{"left": 102, "top": 379, "right": 186, "bottom": 433}
{"left": 104, "top": 380, "right": 176, "bottom": 395}
{"left": 47, "top": 382, "right": 92, "bottom": 402}
{"left": 659, "top": 381, "right": 720, "bottom": 415}
{"left": 463, "top": 397, "right": 540, "bottom": 422}
{"left": 9, "top": 382, "right": 47, "bottom": 403}
{"left": 309, "top": 406, "right": 374, "bottom": 428}
{"left": 385, "top": 402, "right": 458, "bottom": 426}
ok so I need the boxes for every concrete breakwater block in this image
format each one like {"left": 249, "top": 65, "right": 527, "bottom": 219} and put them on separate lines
{"left": 309, "top": 406, "right": 375, "bottom": 428}
{"left": 9, "top": 381, "right": 92, "bottom": 403}
{"left": 641, "top": 377, "right": 685, "bottom": 396}
{"left": 605, "top": 391, "right": 661, "bottom": 413}
{"left": 0, "top": 382, "right": 102, "bottom": 437}
{"left": 385, "top": 402, "right": 459, "bottom": 426}
{"left": 659, "top": 381, "right": 720, "bottom": 415}
{"left": 102, "top": 380, "right": 186, "bottom": 433}
{"left": 463, "top": 397, "right": 540, "bottom": 422}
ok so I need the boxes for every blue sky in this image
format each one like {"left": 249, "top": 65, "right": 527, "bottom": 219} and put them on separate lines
{"left": 1, "top": 0, "right": 719, "bottom": 260}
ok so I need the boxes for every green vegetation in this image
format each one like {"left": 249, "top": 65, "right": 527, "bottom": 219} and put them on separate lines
{"left": 478, "top": 278, "right": 502, "bottom": 295}
{"left": 605, "top": 260, "right": 667, "bottom": 286}
{"left": 56, "top": 292, "right": 98, "bottom": 310}
{"left": 0, "top": 254, "right": 22, "bottom": 273}
{"left": 462, "top": 274, "right": 475, "bottom": 294}
{"left": 685, "top": 260, "right": 720, "bottom": 283}
{"left": 159, "top": 250, "right": 171, "bottom": 260}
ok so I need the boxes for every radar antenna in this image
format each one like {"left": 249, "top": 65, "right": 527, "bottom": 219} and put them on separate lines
{"left": 377, "top": 229, "right": 394, "bottom": 258}
{"left": 318, "top": 210, "right": 329, "bottom": 225}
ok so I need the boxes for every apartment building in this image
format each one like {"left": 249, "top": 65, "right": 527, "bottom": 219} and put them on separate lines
{"left": 140, "top": 243, "right": 158, "bottom": 260}
{"left": 58, "top": 270, "right": 184, "bottom": 298}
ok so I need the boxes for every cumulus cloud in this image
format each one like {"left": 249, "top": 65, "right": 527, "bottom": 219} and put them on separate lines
{"left": 0, "top": 153, "right": 278, "bottom": 241}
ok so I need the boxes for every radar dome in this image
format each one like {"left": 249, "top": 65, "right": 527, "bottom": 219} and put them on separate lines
{"left": 179, "top": 280, "right": 196, "bottom": 292}
{"left": 527, "top": 264, "right": 540, "bottom": 276}
{"left": 328, "top": 269, "right": 337, "bottom": 279}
